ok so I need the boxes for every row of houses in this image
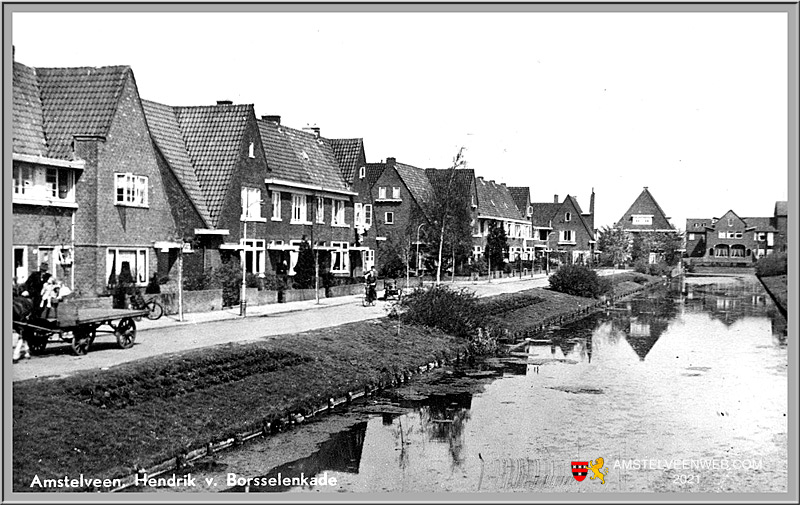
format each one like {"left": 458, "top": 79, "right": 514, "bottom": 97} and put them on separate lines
{"left": 11, "top": 56, "right": 788, "bottom": 297}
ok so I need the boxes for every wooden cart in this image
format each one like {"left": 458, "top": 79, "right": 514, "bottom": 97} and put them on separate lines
{"left": 13, "top": 303, "right": 148, "bottom": 356}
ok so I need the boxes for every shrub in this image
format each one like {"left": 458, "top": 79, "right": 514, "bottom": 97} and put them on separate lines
{"left": 246, "top": 273, "right": 260, "bottom": 289}
{"left": 548, "top": 264, "right": 609, "bottom": 299}
{"left": 469, "top": 258, "right": 487, "bottom": 275}
{"left": 647, "top": 261, "right": 672, "bottom": 277}
{"left": 633, "top": 258, "right": 649, "bottom": 274}
{"left": 183, "top": 267, "right": 214, "bottom": 291}
{"left": 213, "top": 260, "right": 242, "bottom": 307}
{"left": 261, "top": 274, "right": 288, "bottom": 291}
{"left": 469, "top": 327, "right": 499, "bottom": 355}
{"left": 399, "top": 285, "right": 479, "bottom": 338}
{"left": 755, "top": 253, "right": 787, "bottom": 277}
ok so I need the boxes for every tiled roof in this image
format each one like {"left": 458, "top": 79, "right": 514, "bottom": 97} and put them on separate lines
{"left": 258, "top": 119, "right": 349, "bottom": 193}
{"left": 615, "top": 188, "right": 675, "bottom": 231}
{"left": 686, "top": 218, "right": 713, "bottom": 231}
{"left": 35, "top": 66, "right": 130, "bottom": 159}
{"left": 364, "top": 163, "right": 386, "bottom": 188}
{"left": 395, "top": 162, "right": 435, "bottom": 218}
{"left": 475, "top": 177, "right": 525, "bottom": 221}
{"left": 325, "top": 138, "right": 364, "bottom": 185}
{"left": 141, "top": 100, "right": 212, "bottom": 227}
{"left": 565, "top": 195, "right": 596, "bottom": 240}
{"left": 775, "top": 201, "right": 787, "bottom": 216}
{"left": 12, "top": 62, "right": 47, "bottom": 157}
{"left": 425, "top": 168, "right": 476, "bottom": 204}
{"left": 174, "top": 104, "right": 252, "bottom": 226}
{"left": 507, "top": 186, "right": 531, "bottom": 217}
{"left": 530, "top": 203, "right": 560, "bottom": 227}
{"left": 741, "top": 217, "right": 777, "bottom": 232}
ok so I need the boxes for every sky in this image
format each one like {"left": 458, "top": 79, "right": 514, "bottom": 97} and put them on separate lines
{"left": 11, "top": 9, "right": 790, "bottom": 231}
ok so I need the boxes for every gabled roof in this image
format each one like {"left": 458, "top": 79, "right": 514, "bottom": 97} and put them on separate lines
{"left": 173, "top": 104, "right": 252, "bottom": 226}
{"left": 141, "top": 99, "right": 212, "bottom": 227}
{"left": 741, "top": 217, "right": 777, "bottom": 232}
{"left": 13, "top": 62, "right": 130, "bottom": 160}
{"left": 686, "top": 218, "right": 713, "bottom": 231}
{"left": 687, "top": 215, "right": 777, "bottom": 232}
{"left": 325, "top": 138, "right": 364, "bottom": 185}
{"left": 507, "top": 186, "right": 531, "bottom": 217}
{"left": 615, "top": 187, "right": 675, "bottom": 231}
{"left": 425, "top": 168, "right": 476, "bottom": 205}
{"left": 563, "top": 195, "right": 596, "bottom": 240}
{"left": 475, "top": 177, "right": 526, "bottom": 221}
{"left": 258, "top": 119, "right": 350, "bottom": 193}
{"left": 529, "top": 203, "right": 561, "bottom": 227}
{"left": 394, "top": 162, "right": 435, "bottom": 218}
{"left": 364, "top": 163, "right": 386, "bottom": 188}
{"left": 775, "top": 201, "right": 787, "bottom": 217}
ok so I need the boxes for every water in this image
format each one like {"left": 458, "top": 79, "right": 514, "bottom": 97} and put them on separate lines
{"left": 163, "top": 275, "right": 789, "bottom": 493}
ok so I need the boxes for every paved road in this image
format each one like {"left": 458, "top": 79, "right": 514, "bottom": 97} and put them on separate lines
{"left": 11, "top": 272, "right": 602, "bottom": 383}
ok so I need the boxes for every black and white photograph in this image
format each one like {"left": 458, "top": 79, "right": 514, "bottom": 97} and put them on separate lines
{"left": 4, "top": 2, "right": 797, "bottom": 501}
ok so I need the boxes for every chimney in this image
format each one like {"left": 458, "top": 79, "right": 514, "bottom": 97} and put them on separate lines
{"left": 216, "top": 100, "right": 233, "bottom": 106}
{"left": 302, "top": 124, "right": 321, "bottom": 138}
{"left": 554, "top": 194, "right": 559, "bottom": 203}
{"left": 386, "top": 157, "right": 396, "bottom": 165}
{"left": 262, "top": 115, "right": 281, "bottom": 125}
{"left": 589, "top": 187, "right": 595, "bottom": 215}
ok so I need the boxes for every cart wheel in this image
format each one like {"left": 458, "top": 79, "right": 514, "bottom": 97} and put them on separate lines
{"left": 115, "top": 318, "right": 137, "bottom": 349}
{"left": 71, "top": 329, "right": 92, "bottom": 356}
{"left": 145, "top": 300, "right": 163, "bottom": 321}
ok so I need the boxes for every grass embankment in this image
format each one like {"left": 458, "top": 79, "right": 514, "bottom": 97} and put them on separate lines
{"left": 13, "top": 320, "right": 466, "bottom": 491}
{"left": 759, "top": 274, "right": 788, "bottom": 316}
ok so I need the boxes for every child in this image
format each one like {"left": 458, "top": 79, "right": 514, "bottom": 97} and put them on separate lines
{"left": 40, "top": 277, "right": 62, "bottom": 319}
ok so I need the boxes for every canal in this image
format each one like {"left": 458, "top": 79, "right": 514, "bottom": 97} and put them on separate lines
{"left": 145, "top": 275, "right": 788, "bottom": 493}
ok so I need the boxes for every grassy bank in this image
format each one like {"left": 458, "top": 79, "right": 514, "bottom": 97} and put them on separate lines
{"left": 759, "top": 274, "right": 788, "bottom": 316}
{"left": 13, "top": 319, "right": 466, "bottom": 491}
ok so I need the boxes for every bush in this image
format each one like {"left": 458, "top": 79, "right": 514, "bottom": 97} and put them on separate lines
{"left": 469, "top": 258, "right": 487, "bottom": 275}
{"left": 214, "top": 260, "right": 242, "bottom": 307}
{"left": 399, "top": 285, "right": 479, "bottom": 338}
{"left": 469, "top": 327, "right": 500, "bottom": 355}
{"left": 246, "top": 273, "right": 260, "bottom": 289}
{"left": 647, "top": 261, "right": 672, "bottom": 277}
{"left": 548, "top": 264, "right": 609, "bottom": 299}
{"left": 633, "top": 258, "right": 649, "bottom": 274}
{"left": 261, "top": 274, "right": 288, "bottom": 291}
{"left": 755, "top": 253, "right": 787, "bottom": 277}
{"left": 183, "top": 267, "right": 214, "bottom": 291}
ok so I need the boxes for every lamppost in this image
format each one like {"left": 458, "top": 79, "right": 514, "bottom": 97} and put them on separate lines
{"left": 415, "top": 223, "right": 426, "bottom": 278}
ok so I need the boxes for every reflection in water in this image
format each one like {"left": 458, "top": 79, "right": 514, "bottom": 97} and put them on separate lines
{"left": 217, "top": 275, "right": 786, "bottom": 493}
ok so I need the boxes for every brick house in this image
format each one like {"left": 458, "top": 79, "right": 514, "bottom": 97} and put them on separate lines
{"left": 615, "top": 187, "right": 675, "bottom": 233}
{"left": 142, "top": 100, "right": 270, "bottom": 280}
{"left": 425, "top": 168, "right": 479, "bottom": 273}
{"left": 508, "top": 186, "right": 536, "bottom": 260}
{"left": 685, "top": 204, "right": 787, "bottom": 264}
{"left": 257, "top": 117, "right": 359, "bottom": 277}
{"left": 12, "top": 59, "right": 178, "bottom": 296}
{"left": 473, "top": 177, "right": 531, "bottom": 266}
{"left": 530, "top": 193, "right": 596, "bottom": 266}
{"left": 357, "top": 158, "right": 434, "bottom": 273}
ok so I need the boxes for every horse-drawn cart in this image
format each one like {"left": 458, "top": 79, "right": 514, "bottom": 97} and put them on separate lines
{"left": 13, "top": 298, "right": 148, "bottom": 356}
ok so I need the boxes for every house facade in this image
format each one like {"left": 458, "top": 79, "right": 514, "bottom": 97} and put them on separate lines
{"left": 615, "top": 187, "right": 675, "bottom": 233}
{"left": 12, "top": 59, "right": 177, "bottom": 296}
{"left": 685, "top": 204, "right": 787, "bottom": 264}
{"left": 425, "top": 168, "right": 479, "bottom": 273}
{"left": 472, "top": 177, "right": 531, "bottom": 265}
{"left": 529, "top": 193, "right": 596, "bottom": 266}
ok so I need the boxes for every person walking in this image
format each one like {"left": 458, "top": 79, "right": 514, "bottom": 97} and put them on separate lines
{"left": 364, "top": 266, "right": 378, "bottom": 304}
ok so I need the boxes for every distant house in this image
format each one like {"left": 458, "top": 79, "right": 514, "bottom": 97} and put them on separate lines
{"left": 13, "top": 58, "right": 178, "bottom": 296}
{"left": 685, "top": 204, "right": 787, "bottom": 264}
{"left": 615, "top": 187, "right": 675, "bottom": 233}
{"left": 507, "top": 186, "right": 535, "bottom": 260}
{"left": 473, "top": 177, "right": 531, "bottom": 266}
{"left": 257, "top": 117, "right": 359, "bottom": 277}
{"left": 529, "top": 193, "right": 596, "bottom": 266}
{"left": 142, "top": 100, "right": 270, "bottom": 280}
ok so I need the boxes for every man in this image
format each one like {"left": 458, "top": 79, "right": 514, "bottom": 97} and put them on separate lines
{"left": 365, "top": 266, "right": 378, "bottom": 304}
{"left": 23, "top": 262, "right": 51, "bottom": 318}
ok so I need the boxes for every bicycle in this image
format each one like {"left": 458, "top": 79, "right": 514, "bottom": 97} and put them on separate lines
{"left": 129, "top": 292, "right": 164, "bottom": 320}
{"left": 362, "top": 284, "right": 377, "bottom": 307}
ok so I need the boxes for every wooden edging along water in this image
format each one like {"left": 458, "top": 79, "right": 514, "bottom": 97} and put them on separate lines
{"left": 109, "top": 347, "right": 471, "bottom": 492}
{"left": 756, "top": 275, "right": 788, "bottom": 318}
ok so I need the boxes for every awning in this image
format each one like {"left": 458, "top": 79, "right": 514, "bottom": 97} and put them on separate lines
{"left": 194, "top": 228, "right": 230, "bottom": 235}
{"left": 153, "top": 241, "right": 182, "bottom": 251}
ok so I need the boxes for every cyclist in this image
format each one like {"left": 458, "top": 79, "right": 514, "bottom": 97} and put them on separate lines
{"left": 364, "top": 266, "right": 378, "bottom": 305}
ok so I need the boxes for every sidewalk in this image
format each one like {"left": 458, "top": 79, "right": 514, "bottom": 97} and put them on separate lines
{"left": 136, "top": 272, "right": 553, "bottom": 333}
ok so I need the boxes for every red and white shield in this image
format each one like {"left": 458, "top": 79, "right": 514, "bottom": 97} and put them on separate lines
{"left": 571, "top": 461, "right": 588, "bottom": 482}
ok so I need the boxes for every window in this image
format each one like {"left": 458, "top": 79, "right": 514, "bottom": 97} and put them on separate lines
{"left": 271, "top": 191, "right": 282, "bottom": 220}
{"left": 385, "top": 212, "right": 394, "bottom": 225}
{"left": 248, "top": 142, "right": 255, "bottom": 158}
{"left": 632, "top": 215, "right": 653, "bottom": 225}
{"left": 354, "top": 203, "right": 363, "bottom": 226}
{"left": 392, "top": 187, "right": 401, "bottom": 199}
{"left": 13, "top": 165, "right": 33, "bottom": 195}
{"left": 291, "top": 194, "right": 308, "bottom": 223}
{"left": 115, "top": 173, "right": 148, "bottom": 207}
{"left": 242, "top": 239, "right": 266, "bottom": 273}
{"left": 14, "top": 165, "right": 76, "bottom": 203}
{"left": 767, "top": 233, "right": 774, "bottom": 246}
{"left": 728, "top": 218, "right": 734, "bottom": 227}
{"left": 734, "top": 232, "right": 742, "bottom": 239}
{"left": 107, "top": 248, "right": 149, "bottom": 286}
{"left": 332, "top": 200, "right": 346, "bottom": 226}
{"left": 13, "top": 247, "right": 28, "bottom": 284}
{"left": 730, "top": 245, "right": 745, "bottom": 258}
{"left": 694, "top": 223, "right": 700, "bottom": 228}
{"left": 688, "top": 233, "right": 695, "bottom": 240}
{"left": 241, "top": 187, "right": 262, "bottom": 220}
{"left": 539, "top": 229, "right": 549, "bottom": 240}
{"left": 378, "top": 187, "right": 387, "bottom": 199}
{"left": 565, "top": 212, "right": 571, "bottom": 222}
{"left": 714, "top": 245, "right": 729, "bottom": 258}
{"left": 359, "top": 166, "right": 366, "bottom": 179}
{"left": 362, "top": 249, "right": 375, "bottom": 270}
{"left": 364, "top": 204, "right": 372, "bottom": 227}
{"left": 331, "top": 241, "right": 349, "bottom": 273}
{"left": 560, "top": 230, "right": 574, "bottom": 242}
{"left": 718, "top": 231, "right": 726, "bottom": 239}
{"left": 316, "top": 196, "right": 325, "bottom": 223}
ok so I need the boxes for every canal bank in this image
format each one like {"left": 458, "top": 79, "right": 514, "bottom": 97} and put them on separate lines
{"left": 12, "top": 273, "right": 664, "bottom": 493}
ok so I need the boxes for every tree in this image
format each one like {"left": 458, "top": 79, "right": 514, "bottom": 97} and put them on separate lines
{"left": 293, "top": 239, "right": 315, "bottom": 289}
{"left": 425, "top": 184, "right": 472, "bottom": 279}
{"left": 597, "top": 225, "right": 632, "bottom": 268}
{"left": 484, "top": 221, "right": 508, "bottom": 272}
{"left": 632, "top": 231, "right": 683, "bottom": 266}
{"left": 433, "top": 147, "right": 467, "bottom": 284}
